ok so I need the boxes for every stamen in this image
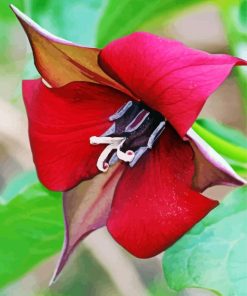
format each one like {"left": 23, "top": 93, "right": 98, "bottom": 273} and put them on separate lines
{"left": 89, "top": 101, "right": 166, "bottom": 172}
{"left": 129, "top": 146, "right": 148, "bottom": 167}
{"left": 125, "top": 110, "right": 150, "bottom": 132}
{"left": 148, "top": 121, "right": 166, "bottom": 148}
{"left": 102, "top": 122, "right": 116, "bottom": 136}
{"left": 109, "top": 101, "right": 133, "bottom": 121}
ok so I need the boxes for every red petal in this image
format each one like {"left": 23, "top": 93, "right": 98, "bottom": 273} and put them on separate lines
{"left": 23, "top": 79, "right": 129, "bottom": 191}
{"left": 100, "top": 32, "right": 247, "bottom": 137}
{"left": 107, "top": 125, "right": 218, "bottom": 258}
{"left": 51, "top": 164, "right": 125, "bottom": 283}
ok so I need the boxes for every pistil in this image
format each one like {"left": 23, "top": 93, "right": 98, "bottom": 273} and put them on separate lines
{"left": 90, "top": 136, "right": 135, "bottom": 172}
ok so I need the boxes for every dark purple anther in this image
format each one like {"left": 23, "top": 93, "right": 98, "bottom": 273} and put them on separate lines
{"left": 90, "top": 101, "right": 166, "bottom": 172}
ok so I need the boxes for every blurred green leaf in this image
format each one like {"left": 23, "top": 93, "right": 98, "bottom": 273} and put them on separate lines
{"left": 0, "top": 0, "right": 24, "bottom": 21}
{"left": 96, "top": 0, "right": 207, "bottom": 47}
{"left": 0, "top": 0, "right": 27, "bottom": 102}
{"left": 224, "top": 158, "right": 247, "bottom": 177}
{"left": 0, "top": 0, "right": 26, "bottom": 62}
{"left": 218, "top": 0, "right": 247, "bottom": 111}
{"left": 196, "top": 118, "right": 247, "bottom": 149}
{"left": 239, "top": 0, "right": 247, "bottom": 26}
{"left": 163, "top": 186, "right": 247, "bottom": 296}
{"left": 193, "top": 119, "right": 247, "bottom": 176}
{"left": 0, "top": 171, "right": 38, "bottom": 204}
{"left": 0, "top": 182, "right": 63, "bottom": 288}
{"left": 45, "top": 248, "right": 123, "bottom": 296}
{"left": 29, "top": 0, "right": 105, "bottom": 46}
{"left": 178, "top": 288, "right": 221, "bottom": 296}
{"left": 148, "top": 279, "right": 176, "bottom": 296}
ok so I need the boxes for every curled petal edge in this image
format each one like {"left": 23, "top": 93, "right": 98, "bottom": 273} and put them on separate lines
{"left": 187, "top": 128, "right": 246, "bottom": 193}
{"left": 10, "top": 4, "right": 132, "bottom": 97}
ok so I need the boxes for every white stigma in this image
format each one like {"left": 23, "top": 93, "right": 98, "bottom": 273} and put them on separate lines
{"left": 90, "top": 136, "right": 135, "bottom": 172}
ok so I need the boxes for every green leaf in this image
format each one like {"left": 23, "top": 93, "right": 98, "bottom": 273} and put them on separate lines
{"left": 218, "top": 0, "right": 247, "bottom": 111}
{"left": 196, "top": 118, "right": 247, "bottom": 149}
{"left": 224, "top": 158, "right": 247, "bottom": 178}
{"left": 148, "top": 279, "right": 176, "bottom": 296}
{"left": 163, "top": 186, "right": 247, "bottom": 296}
{"left": 193, "top": 119, "right": 247, "bottom": 177}
{"left": 178, "top": 288, "right": 221, "bottom": 296}
{"left": 193, "top": 120, "right": 247, "bottom": 177}
{"left": 239, "top": 0, "right": 247, "bottom": 26}
{"left": 29, "top": 0, "right": 105, "bottom": 46}
{"left": 0, "top": 0, "right": 26, "bottom": 62}
{"left": 0, "top": 171, "right": 38, "bottom": 204}
{"left": 0, "top": 1, "right": 28, "bottom": 102}
{"left": 0, "top": 182, "right": 63, "bottom": 288}
{"left": 96, "top": 0, "right": 207, "bottom": 47}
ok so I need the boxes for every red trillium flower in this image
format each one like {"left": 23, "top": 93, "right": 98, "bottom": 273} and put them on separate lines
{"left": 12, "top": 5, "right": 247, "bottom": 282}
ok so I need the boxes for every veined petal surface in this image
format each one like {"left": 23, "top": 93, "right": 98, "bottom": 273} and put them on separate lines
{"left": 23, "top": 79, "right": 129, "bottom": 190}
{"left": 100, "top": 32, "right": 247, "bottom": 136}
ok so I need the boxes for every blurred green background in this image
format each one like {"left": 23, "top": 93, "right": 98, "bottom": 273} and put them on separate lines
{"left": 0, "top": 0, "right": 246, "bottom": 295}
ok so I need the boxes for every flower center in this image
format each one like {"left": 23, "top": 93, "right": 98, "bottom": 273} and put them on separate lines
{"left": 90, "top": 101, "right": 166, "bottom": 172}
